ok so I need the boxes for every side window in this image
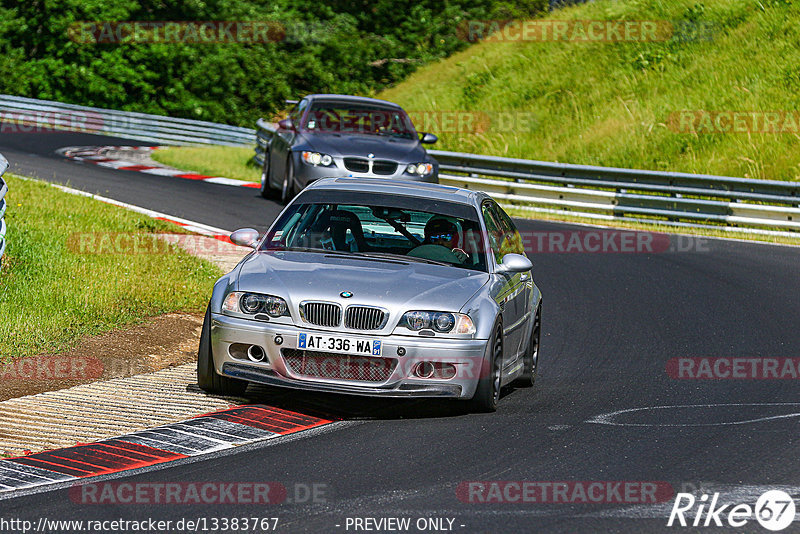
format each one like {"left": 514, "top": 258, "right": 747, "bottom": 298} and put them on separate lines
{"left": 491, "top": 203, "right": 525, "bottom": 256}
{"left": 483, "top": 201, "right": 524, "bottom": 265}
{"left": 481, "top": 202, "right": 504, "bottom": 263}
{"left": 290, "top": 98, "right": 308, "bottom": 127}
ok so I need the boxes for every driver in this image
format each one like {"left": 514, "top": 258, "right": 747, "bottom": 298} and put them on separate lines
{"left": 408, "top": 217, "right": 468, "bottom": 264}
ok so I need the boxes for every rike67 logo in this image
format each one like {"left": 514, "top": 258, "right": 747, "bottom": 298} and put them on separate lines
{"left": 668, "top": 490, "right": 796, "bottom": 531}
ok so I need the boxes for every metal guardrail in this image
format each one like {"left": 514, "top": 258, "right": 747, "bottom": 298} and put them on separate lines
{"left": 255, "top": 119, "right": 800, "bottom": 234}
{"left": 0, "top": 153, "right": 8, "bottom": 269}
{"left": 433, "top": 151, "right": 800, "bottom": 231}
{"left": 0, "top": 95, "right": 255, "bottom": 146}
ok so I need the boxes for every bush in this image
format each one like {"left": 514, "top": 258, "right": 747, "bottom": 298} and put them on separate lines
{"left": 0, "top": 0, "right": 547, "bottom": 126}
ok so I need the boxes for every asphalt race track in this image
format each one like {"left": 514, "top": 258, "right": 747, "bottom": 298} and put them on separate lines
{"left": 1, "top": 129, "right": 800, "bottom": 533}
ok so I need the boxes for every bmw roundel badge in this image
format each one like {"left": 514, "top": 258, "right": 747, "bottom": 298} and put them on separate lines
{"left": 340, "top": 291, "right": 353, "bottom": 298}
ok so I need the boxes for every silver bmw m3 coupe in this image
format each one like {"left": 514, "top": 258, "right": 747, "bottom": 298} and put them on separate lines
{"left": 198, "top": 178, "right": 542, "bottom": 412}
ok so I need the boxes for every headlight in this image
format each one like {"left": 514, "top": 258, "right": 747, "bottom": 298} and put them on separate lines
{"left": 222, "top": 291, "right": 289, "bottom": 318}
{"left": 406, "top": 163, "right": 433, "bottom": 176}
{"left": 302, "top": 151, "right": 334, "bottom": 166}
{"left": 434, "top": 312, "right": 456, "bottom": 332}
{"left": 399, "top": 311, "right": 475, "bottom": 334}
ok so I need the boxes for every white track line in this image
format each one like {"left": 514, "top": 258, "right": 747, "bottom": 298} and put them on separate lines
{"left": 14, "top": 175, "right": 231, "bottom": 236}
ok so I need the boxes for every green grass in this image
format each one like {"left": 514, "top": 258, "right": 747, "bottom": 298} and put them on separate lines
{"left": 0, "top": 176, "right": 221, "bottom": 360}
{"left": 151, "top": 146, "right": 260, "bottom": 183}
{"left": 379, "top": 0, "right": 800, "bottom": 181}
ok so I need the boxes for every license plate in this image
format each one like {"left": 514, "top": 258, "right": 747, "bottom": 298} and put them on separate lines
{"left": 297, "top": 333, "right": 382, "bottom": 356}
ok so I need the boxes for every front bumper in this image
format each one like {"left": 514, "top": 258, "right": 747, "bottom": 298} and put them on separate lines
{"left": 294, "top": 157, "right": 438, "bottom": 187}
{"left": 210, "top": 313, "right": 489, "bottom": 399}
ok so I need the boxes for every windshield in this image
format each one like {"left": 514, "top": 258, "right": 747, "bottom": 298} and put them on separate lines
{"left": 261, "top": 200, "right": 487, "bottom": 272}
{"left": 302, "top": 101, "right": 417, "bottom": 140}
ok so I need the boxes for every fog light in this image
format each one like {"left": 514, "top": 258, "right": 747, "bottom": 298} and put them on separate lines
{"left": 247, "top": 345, "right": 266, "bottom": 362}
{"left": 415, "top": 361, "right": 435, "bottom": 379}
{"left": 414, "top": 361, "right": 457, "bottom": 379}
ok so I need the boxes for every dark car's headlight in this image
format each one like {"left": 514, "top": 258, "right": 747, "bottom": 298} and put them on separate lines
{"left": 405, "top": 163, "right": 433, "bottom": 176}
{"left": 399, "top": 311, "right": 475, "bottom": 334}
{"left": 223, "top": 291, "right": 289, "bottom": 317}
{"left": 302, "top": 151, "right": 335, "bottom": 167}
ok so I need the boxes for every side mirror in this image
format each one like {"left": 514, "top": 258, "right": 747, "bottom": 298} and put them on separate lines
{"left": 420, "top": 132, "right": 438, "bottom": 144}
{"left": 230, "top": 228, "right": 260, "bottom": 249}
{"left": 278, "top": 118, "right": 294, "bottom": 130}
{"left": 496, "top": 253, "right": 532, "bottom": 274}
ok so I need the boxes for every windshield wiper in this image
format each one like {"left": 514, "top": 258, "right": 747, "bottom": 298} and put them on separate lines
{"left": 282, "top": 248, "right": 451, "bottom": 267}
{"left": 282, "top": 247, "right": 351, "bottom": 255}
{"left": 352, "top": 252, "right": 451, "bottom": 267}
{"left": 378, "top": 132, "right": 412, "bottom": 140}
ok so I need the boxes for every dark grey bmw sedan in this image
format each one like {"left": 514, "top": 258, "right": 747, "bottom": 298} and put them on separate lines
{"left": 259, "top": 94, "right": 440, "bottom": 203}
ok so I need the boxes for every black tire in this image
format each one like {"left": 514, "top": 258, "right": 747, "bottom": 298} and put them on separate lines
{"left": 515, "top": 307, "right": 541, "bottom": 388}
{"left": 197, "top": 306, "right": 248, "bottom": 396}
{"left": 468, "top": 325, "right": 503, "bottom": 413}
{"left": 280, "top": 155, "right": 295, "bottom": 204}
{"left": 259, "top": 149, "right": 277, "bottom": 199}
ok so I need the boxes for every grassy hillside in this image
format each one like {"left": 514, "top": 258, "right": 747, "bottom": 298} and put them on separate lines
{"left": 379, "top": 0, "right": 800, "bottom": 181}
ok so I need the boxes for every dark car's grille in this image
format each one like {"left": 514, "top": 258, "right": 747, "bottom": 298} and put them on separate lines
{"left": 343, "top": 158, "right": 370, "bottom": 173}
{"left": 345, "top": 306, "right": 387, "bottom": 331}
{"left": 282, "top": 349, "right": 396, "bottom": 382}
{"left": 372, "top": 160, "right": 398, "bottom": 175}
{"left": 300, "top": 302, "right": 341, "bottom": 327}
{"left": 342, "top": 158, "right": 398, "bottom": 175}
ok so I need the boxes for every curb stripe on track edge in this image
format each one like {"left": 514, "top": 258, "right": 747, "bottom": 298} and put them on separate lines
{"left": 56, "top": 146, "right": 260, "bottom": 189}
{"left": 0, "top": 405, "right": 333, "bottom": 493}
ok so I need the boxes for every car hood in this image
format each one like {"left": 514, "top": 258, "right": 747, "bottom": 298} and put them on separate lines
{"left": 301, "top": 133, "right": 427, "bottom": 162}
{"left": 236, "top": 251, "right": 488, "bottom": 313}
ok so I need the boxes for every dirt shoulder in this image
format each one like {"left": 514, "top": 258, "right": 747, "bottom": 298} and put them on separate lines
{"left": 0, "top": 313, "right": 203, "bottom": 402}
